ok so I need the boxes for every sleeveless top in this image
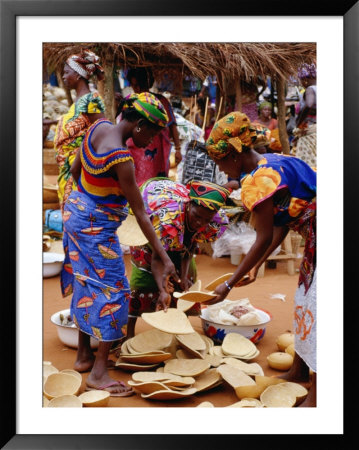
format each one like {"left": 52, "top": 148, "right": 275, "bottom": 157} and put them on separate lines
{"left": 240, "top": 153, "right": 316, "bottom": 227}
{"left": 78, "top": 118, "right": 134, "bottom": 209}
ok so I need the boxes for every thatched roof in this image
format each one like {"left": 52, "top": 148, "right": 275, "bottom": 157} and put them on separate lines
{"left": 43, "top": 42, "right": 316, "bottom": 88}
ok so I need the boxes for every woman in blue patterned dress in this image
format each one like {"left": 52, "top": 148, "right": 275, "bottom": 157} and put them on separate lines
{"left": 61, "top": 93, "right": 179, "bottom": 396}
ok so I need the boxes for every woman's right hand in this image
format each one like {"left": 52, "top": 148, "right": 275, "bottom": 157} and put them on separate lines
{"left": 156, "top": 291, "right": 171, "bottom": 312}
{"left": 153, "top": 251, "right": 180, "bottom": 291}
{"left": 235, "top": 268, "right": 258, "bottom": 287}
{"left": 203, "top": 282, "right": 229, "bottom": 306}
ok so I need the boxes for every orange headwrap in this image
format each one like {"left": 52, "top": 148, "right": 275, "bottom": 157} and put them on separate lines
{"left": 205, "top": 112, "right": 258, "bottom": 159}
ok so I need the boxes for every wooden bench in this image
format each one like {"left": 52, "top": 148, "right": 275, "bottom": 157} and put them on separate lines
{"left": 257, "top": 231, "right": 302, "bottom": 277}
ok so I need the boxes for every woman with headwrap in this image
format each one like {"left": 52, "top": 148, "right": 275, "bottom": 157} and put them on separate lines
{"left": 116, "top": 67, "right": 182, "bottom": 186}
{"left": 205, "top": 111, "right": 317, "bottom": 407}
{"left": 253, "top": 101, "right": 278, "bottom": 131}
{"left": 54, "top": 49, "right": 106, "bottom": 213}
{"left": 253, "top": 102, "right": 282, "bottom": 153}
{"left": 126, "top": 178, "right": 230, "bottom": 339}
{"left": 60, "top": 93, "right": 180, "bottom": 396}
{"left": 292, "top": 63, "right": 317, "bottom": 167}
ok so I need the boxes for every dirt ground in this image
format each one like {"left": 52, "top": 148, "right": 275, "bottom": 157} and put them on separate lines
{"left": 43, "top": 242, "right": 303, "bottom": 408}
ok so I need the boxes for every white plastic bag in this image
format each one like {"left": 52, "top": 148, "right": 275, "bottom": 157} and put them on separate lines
{"left": 212, "top": 221, "right": 256, "bottom": 258}
{"left": 212, "top": 221, "right": 281, "bottom": 259}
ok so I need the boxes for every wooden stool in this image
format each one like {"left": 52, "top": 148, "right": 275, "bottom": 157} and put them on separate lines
{"left": 257, "top": 231, "right": 300, "bottom": 277}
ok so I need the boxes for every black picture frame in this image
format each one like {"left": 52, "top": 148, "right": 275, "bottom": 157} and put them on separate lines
{"left": 1, "top": 1, "right": 356, "bottom": 448}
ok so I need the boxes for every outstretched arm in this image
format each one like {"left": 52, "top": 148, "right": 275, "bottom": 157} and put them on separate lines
{"left": 237, "top": 225, "right": 289, "bottom": 287}
{"left": 114, "top": 160, "right": 180, "bottom": 292}
{"left": 206, "top": 197, "right": 275, "bottom": 304}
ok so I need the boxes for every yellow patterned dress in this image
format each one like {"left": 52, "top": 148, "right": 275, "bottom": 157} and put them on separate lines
{"left": 54, "top": 92, "right": 105, "bottom": 212}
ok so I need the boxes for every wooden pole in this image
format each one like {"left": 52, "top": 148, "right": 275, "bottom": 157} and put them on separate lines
{"left": 276, "top": 76, "right": 290, "bottom": 154}
{"left": 235, "top": 79, "right": 242, "bottom": 112}
{"left": 215, "top": 96, "right": 223, "bottom": 122}
{"left": 103, "top": 51, "right": 115, "bottom": 123}
{"left": 189, "top": 96, "right": 194, "bottom": 124}
{"left": 202, "top": 96, "right": 209, "bottom": 133}
{"left": 97, "top": 79, "right": 105, "bottom": 99}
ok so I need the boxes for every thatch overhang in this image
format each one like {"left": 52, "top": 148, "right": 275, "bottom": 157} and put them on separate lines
{"left": 43, "top": 42, "right": 316, "bottom": 87}
{"left": 43, "top": 42, "right": 316, "bottom": 153}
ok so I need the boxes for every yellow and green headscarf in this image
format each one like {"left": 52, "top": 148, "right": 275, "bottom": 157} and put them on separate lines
{"left": 188, "top": 180, "right": 230, "bottom": 211}
{"left": 123, "top": 92, "right": 169, "bottom": 128}
{"left": 205, "top": 111, "right": 258, "bottom": 160}
{"left": 258, "top": 101, "right": 273, "bottom": 112}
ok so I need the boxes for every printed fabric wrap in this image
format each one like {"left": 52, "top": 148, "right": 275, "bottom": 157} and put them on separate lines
{"left": 54, "top": 92, "right": 105, "bottom": 211}
{"left": 290, "top": 201, "right": 317, "bottom": 372}
{"left": 60, "top": 119, "right": 135, "bottom": 342}
{"left": 240, "top": 153, "right": 316, "bottom": 227}
{"left": 61, "top": 191, "right": 131, "bottom": 341}
{"left": 188, "top": 180, "right": 230, "bottom": 212}
{"left": 251, "top": 123, "right": 272, "bottom": 148}
{"left": 297, "top": 63, "right": 317, "bottom": 80}
{"left": 205, "top": 111, "right": 258, "bottom": 159}
{"left": 78, "top": 118, "right": 133, "bottom": 207}
{"left": 66, "top": 49, "right": 104, "bottom": 80}
{"left": 288, "top": 199, "right": 316, "bottom": 294}
{"left": 139, "top": 178, "right": 229, "bottom": 251}
{"left": 123, "top": 92, "right": 169, "bottom": 128}
{"left": 123, "top": 93, "right": 175, "bottom": 186}
{"left": 129, "top": 177, "right": 229, "bottom": 316}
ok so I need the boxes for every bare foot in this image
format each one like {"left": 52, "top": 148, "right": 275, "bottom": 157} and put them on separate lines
{"left": 74, "top": 355, "right": 95, "bottom": 373}
{"left": 278, "top": 371, "right": 311, "bottom": 386}
{"left": 298, "top": 373, "right": 316, "bottom": 407}
{"left": 74, "top": 357, "right": 116, "bottom": 373}
{"left": 277, "top": 352, "right": 310, "bottom": 383}
{"left": 297, "top": 386, "right": 316, "bottom": 407}
{"left": 86, "top": 373, "right": 134, "bottom": 396}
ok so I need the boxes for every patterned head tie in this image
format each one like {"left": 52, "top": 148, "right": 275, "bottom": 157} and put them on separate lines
{"left": 66, "top": 49, "right": 104, "bottom": 81}
{"left": 205, "top": 111, "right": 258, "bottom": 159}
{"left": 258, "top": 101, "right": 273, "bottom": 112}
{"left": 297, "top": 63, "right": 317, "bottom": 80}
{"left": 122, "top": 92, "right": 169, "bottom": 128}
{"left": 188, "top": 180, "right": 230, "bottom": 212}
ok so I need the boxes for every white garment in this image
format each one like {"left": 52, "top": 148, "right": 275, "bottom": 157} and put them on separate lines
{"left": 294, "top": 269, "right": 317, "bottom": 373}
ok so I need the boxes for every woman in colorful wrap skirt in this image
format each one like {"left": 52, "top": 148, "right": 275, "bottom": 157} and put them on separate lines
{"left": 205, "top": 111, "right": 317, "bottom": 407}
{"left": 60, "top": 93, "right": 179, "bottom": 396}
{"left": 54, "top": 49, "right": 105, "bottom": 213}
{"left": 126, "top": 178, "right": 230, "bottom": 339}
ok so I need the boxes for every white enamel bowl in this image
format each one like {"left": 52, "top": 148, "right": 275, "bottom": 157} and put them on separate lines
{"left": 51, "top": 309, "right": 99, "bottom": 349}
{"left": 200, "top": 307, "right": 272, "bottom": 345}
{"left": 43, "top": 252, "right": 64, "bottom": 278}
